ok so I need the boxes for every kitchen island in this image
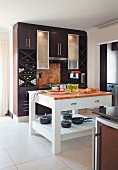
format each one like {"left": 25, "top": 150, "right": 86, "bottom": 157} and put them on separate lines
{"left": 29, "top": 91, "right": 112, "bottom": 154}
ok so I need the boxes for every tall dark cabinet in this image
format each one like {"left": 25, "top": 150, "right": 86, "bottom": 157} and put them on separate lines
{"left": 13, "top": 22, "right": 87, "bottom": 118}
{"left": 13, "top": 23, "right": 37, "bottom": 117}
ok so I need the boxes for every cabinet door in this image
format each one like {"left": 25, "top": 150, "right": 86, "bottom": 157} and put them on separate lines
{"left": 59, "top": 30, "right": 68, "bottom": 57}
{"left": 49, "top": 30, "right": 68, "bottom": 57}
{"left": 49, "top": 31, "right": 59, "bottom": 57}
{"left": 97, "top": 121, "right": 118, "bottom": 170}
{"left": 68, "top": 34, "right": 79, "bottom": 69}
{"left": 19, "top": 28, "right": 36, "bottom": 50}
{"left": 19, "top": 28, "right": 28, "bottom": 49}
{"left": 37, "top": 30, "right": 49, "bottom": 69}
{"left": 18, "top": 87, "right": 29, "bottom": 117}
{"left": 28, "top": 28, "right": 37, "bottom": 50}
{"left": 18, "top": 87, "right": 51, "bottom": 117}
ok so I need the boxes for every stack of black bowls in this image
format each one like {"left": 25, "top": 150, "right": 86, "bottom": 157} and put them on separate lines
{"left": 40, "top": 115, "right": 52, "bottom": 124}
{"left": 61, "top": 113, "right": 72, "bottom": 128}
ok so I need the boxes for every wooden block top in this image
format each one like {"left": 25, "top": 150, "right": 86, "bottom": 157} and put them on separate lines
{"left": 38, "top": 91, "right": 113, "bottom": 100}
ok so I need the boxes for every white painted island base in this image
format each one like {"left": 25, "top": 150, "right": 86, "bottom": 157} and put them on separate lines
{"left": 29, "top": 91, "right": 112, "bottom": 154}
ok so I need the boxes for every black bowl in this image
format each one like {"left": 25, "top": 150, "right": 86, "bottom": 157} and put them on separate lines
{"left": 71, "top": 117, "right": 84, "bottom": 125}
{"left": 40, "top": 115, "right": 51, "bottom": 124}
{"left": 61, "top": 120, "right": 71, "bottom": 128}
{"left": 72, "top": 117, "right": 93, "bottom": 125}
{"left": 63, "top": 113, "right": 72, "bottom": 120}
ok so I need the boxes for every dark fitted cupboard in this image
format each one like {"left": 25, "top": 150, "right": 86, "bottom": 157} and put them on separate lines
{"left": 13, "top": 22, "right": 87, "bottom": 118}
{"left": 13, "top": 23, "right": 38, "bottom": 118}
{"left": 49, "top": 29, "right": 68, "bottom": 58}
{"left": 18, "top": 27, "right": 37, "bottom": 50}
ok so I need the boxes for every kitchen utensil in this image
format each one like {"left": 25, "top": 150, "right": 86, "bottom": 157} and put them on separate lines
{"left": 72, "top": 117, "right": 93, "bottom": 125}
{"left": 61, "top": 120, "right": 71, "bottom": 128}
{"left": 63, "top": 113, "right": 72, "bottom": 120}
{"left": 52, "top": 86, "right": 59, "bottom": 90}
{"left": 40, "top": 115, "right": 52, "bottom": 124}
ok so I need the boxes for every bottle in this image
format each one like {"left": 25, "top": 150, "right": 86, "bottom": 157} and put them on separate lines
{"left": 38, "top": 73, "right": 43, "bottom": 87}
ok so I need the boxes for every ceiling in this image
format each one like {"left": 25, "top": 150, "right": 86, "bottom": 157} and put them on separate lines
{"left": 1, "top": 0, "right": 118, "bottom": 31}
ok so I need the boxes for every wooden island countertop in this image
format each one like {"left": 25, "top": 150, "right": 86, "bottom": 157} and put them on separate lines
{"left": 38, "top": 91, "right": 112, "bottom": 100}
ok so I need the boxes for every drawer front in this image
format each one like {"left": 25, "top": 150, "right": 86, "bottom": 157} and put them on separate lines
{"left": 86, "top": 96, "right": 108, "bottom": 108}
{"left": 57, "top": 98, "right": 86, "bottom": 111}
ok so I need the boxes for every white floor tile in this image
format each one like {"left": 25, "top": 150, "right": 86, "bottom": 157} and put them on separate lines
{"left": 0, "top": 141, "right": 5, "bottom": 150}
{"left": 57, "top": 146, "right": 92, "bottom": 170}
{"left": 0, "top": 133, "right": 43, "bottom": 149}
{"left": 38, "top": 135, "right": 85, "bottom": 153}
{"left": 0, "top": 116, "right": 93, "bottom": 169}
{"left": 16, "top": 155, "right": 71, "bottom": 170}
{"left": 1, "top": 166, "right": 17, "bottom": 170}
{"left": 17, "top": 122, "right": 29, "bottom": 132}
{"left": 0, "top": 150, "right": 14, "bottom": 169}
{"left": 61, "top": 138, "right": 85, "bottom": 152}
{"left": 0, "top": 125, "right": 27, "bottom": 139}
{"left": 0, "top": 117, "right": 16, "bottom": 129}
{"left": 7, "top": 142, "right": 52, "bottom": 164}
{"left": 76, "top": 135, "right": 92, "bottom": 146}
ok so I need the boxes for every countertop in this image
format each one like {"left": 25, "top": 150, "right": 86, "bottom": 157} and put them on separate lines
{"left": 92, "top": 106, "right": 118, "bottom": 123}
{"left": 37, "top": 91, "right": 112, "bottom": 100}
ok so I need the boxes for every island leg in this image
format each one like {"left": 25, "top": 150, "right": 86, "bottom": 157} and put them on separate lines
{"left": 29, "top": 93, "right": 36, "bottom": 135}
{"left": 51, "top": 102, "right": 61, "bottom": 154}
{"left": 72, "top": 109, "right": 78, "bottom": 115}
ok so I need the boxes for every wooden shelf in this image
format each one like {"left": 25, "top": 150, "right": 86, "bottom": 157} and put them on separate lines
{"left": 32, "top": 115, "right": 95, "bottom": 142}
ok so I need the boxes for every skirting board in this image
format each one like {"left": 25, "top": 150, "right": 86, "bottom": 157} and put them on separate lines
{"left": 13, "top": 114, "right": 29, "bottom": 122}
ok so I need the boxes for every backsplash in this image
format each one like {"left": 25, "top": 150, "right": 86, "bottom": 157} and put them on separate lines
{"left": 39, "top": 64, "right": 61, "bottom": 85}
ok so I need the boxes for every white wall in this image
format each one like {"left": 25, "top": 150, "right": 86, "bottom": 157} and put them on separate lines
{"left": 87, "top": 24, "right": 118, "bottom": 88}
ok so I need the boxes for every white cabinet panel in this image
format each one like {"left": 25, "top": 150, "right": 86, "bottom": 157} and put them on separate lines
{"left": 86, "top": 96, "right": 108, "bottom": 108}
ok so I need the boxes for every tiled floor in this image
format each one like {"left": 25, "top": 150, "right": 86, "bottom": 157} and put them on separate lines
{"left": 0, "top": 116, "right": 94, "bottom": 170}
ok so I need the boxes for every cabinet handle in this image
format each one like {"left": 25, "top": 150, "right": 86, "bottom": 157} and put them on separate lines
{"left": 26, "top": 39, "right": 28, "bottom": 47}
{"left": 95, "top": 100, "right": 99, "bottom": 103}
{"left": 29, "top": 39, "right": 30, "bottom": 47}
{"left": 58, "top": 43, "right": 59, "bottom": 55}
{"left": 95, "top": 133, "right": 100, "bottom": 137}
{"left": 26, "top": 91, "right": 28, "bottom": 98}
{"left": 60, "top": 43, "right": 61, "bottom": 55}
{"left": 71, "top": 103, "right": 77, "bottom": 105}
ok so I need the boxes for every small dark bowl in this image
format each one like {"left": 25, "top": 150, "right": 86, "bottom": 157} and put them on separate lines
{"left": 40, "top": 115, "right": 51, "bottom": 124}
{"left": 63, "top": 113, "right": 72, "bottom": 120}
{"left": 71, "top": 117, "right": 84, "bottom": 125}
{"left": 61, "top": 120, "right": 71, "bottom": 128}
{"left": 72, "top": 117, "right": 92, "bottom": 125}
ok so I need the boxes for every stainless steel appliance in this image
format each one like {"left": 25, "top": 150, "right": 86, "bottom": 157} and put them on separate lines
{"left": 81, "top": 73, "right": 85, "bottom": 83}
{"left": 107, "top": 83, "right": 118, "bottom": 106}
{"left": 68, "top": 71, "right": 80, "bottom": 84}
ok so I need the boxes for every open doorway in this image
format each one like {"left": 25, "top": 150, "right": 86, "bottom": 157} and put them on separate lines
{"left": 100, "top": 41, "right": 118, "bottom": 106}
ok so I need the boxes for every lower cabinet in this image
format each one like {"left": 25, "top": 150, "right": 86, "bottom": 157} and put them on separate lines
{"left": 95, "top": 118, "right": 118, "bottom": 170}
{"left": 18, "top": 87, "right": 51, "bottom": 117}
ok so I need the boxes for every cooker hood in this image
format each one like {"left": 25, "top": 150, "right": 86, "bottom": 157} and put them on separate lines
{"left": 49, "top": 57, "right": 68, "bottom": 63}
